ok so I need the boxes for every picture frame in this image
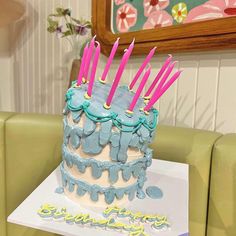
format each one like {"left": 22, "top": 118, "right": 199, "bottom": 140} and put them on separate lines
{"left": 92, "top": 0, "right": 236, "bottom": 56}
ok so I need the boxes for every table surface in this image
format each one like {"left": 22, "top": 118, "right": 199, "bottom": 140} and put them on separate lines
{"left": 8, "top": 159, "right": 189, "bottom": 236}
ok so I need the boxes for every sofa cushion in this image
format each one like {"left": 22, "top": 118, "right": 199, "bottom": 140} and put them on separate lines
{"left": 5, "top": 113, "right": 62, "bottom": 236}
{"left": 207, "top": 134, "right": 236, "bottom": 236}
{"left": 150, "top": 125, "right": 222, "bottom": 236}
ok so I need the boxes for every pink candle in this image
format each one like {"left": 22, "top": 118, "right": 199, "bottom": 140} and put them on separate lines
{"left": 100, "top": 38, "right": 120, "bottom": 82}
{"left": 83, "top": 35, "right": 96, "bottom": 81}
{"left": 86, "top": 42, "right": 100, "bottom": 97}
{"left": 120, "top": 38, "right": 134, "bottom": 61}
{"left": 128, "top": 66, "right": 151, "bottom": 112}
{"left": 125, "top": 38, "right": 135, "bottom": 61}
{"left": 129, "top": 47, "right": 156, "bottom": 90}
{"left": 144, "top": 55, "right": 172, "bottom": 98}
{"left": 105, "top": 40, "right": 135, "bottom": 107}
{"left": 76, "top": 44, "right": 88, "bottom": 86}
{"left": 144, "top": 70, "right": 182, "bottom": 111}
{"left": 153, "top": 61, "right": 176, "bottom": 96}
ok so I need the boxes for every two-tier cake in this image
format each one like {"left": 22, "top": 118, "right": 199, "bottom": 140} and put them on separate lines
{"left": 60, "top": 37, "right": 181, "bottom": 207}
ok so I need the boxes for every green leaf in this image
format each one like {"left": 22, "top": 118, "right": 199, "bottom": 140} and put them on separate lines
{"left": 84, "top": 21, "right": 92, "bottom": 26}
{"left": 80, "top": 39, "right": 91, "bottom": 58}
{"left": 47, "top": 26, "right": 56, "bottom": 33}
{"left": 63, "top": 8, "right": 71, "bottom": 16}
{"left": 71, "top": 17, "right": 81, "bottom": 24}
{"left": 56, "top": 7, "right": 65, "bottom": 16}
{"left": 85, "top": 23, "right": 92, "bottom": 29}
{"left": 47, "top": 17, "right": 58, "bottom": 27}
{"left": 62, "top": 30, "right": 73, "bottom": 37}
{"left": 48, "top": 13, "right": 62, "bottom": 18}
{"left": 66, "top": 23, "right": 75, "bottom": 33}
{"left": 72, "top": 17, "right": 92, "bottom": 28}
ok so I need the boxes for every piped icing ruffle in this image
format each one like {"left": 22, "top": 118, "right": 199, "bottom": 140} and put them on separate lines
{"left": 61, "top": 162, "right": 147, "bottom": 204}
{"left": 62, "top": 144, "right": 152, "bottom": 184}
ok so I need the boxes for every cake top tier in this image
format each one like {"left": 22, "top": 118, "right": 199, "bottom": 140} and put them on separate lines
{"left": 63, "top": 38, "right": 183, "bottom": 164}
{"left": 65, "top": 81, "right": 158, "bottom": 133}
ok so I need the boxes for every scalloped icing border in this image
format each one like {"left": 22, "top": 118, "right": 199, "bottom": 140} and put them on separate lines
{"left": 65, "top": 90, "right": 158, "bottom": 133}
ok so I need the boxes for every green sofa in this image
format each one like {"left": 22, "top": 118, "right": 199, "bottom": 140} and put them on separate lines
{"left": 0, "top": 112, "right": 235, "bottom": 236}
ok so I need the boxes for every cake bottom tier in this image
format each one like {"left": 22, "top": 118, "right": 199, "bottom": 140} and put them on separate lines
{"left": 60, "top": 162, "right": 146, "bottom": 207}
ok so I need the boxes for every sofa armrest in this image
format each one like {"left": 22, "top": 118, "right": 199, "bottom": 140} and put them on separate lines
{"left": 207, "top": 134, "right": 236, "bottom": 236}
{"left": 5, "top": 113, "right": 62, "bottom": 236}
{"left": 0, "top": 112, "right": 15, "bottom": 236}
{"left": 150, "top": 125, "right": 222, "bottom": 236}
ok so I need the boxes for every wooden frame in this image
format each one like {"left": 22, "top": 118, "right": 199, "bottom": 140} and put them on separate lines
{"left": 92, "top": 0, "right": 236, "bottom": 56}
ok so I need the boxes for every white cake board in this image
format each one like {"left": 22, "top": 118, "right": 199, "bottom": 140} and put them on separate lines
{"left": 8, "top": 159, "right": 189, "bottom": 236}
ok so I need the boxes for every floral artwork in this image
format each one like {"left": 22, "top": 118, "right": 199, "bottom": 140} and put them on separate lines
{"left": 185, "top": 0, "right": 236, "bottom": 23}
{"left": 143, "top": 11, "right": 173, "bottom": 29}
{"left": 115, "top": 0, "right": 125, "bottom": 5}
{"left": 143, "top": 0, "right": 170, "bottom": 16}
{"left": 116, "top": 3, "right": 137, "bottom": 32}
{"left": 112, "top": 0, "right": 236, "bottom": 33}
{"left": 172, "top": 2, "right": 188, "bottom": 23}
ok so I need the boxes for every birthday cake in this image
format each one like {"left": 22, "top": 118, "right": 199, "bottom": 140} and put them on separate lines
{"left": 61, "top": 38, "right": 181, "bottom": 207}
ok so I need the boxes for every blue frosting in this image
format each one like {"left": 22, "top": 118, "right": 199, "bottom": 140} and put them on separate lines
{"left": 55, "top": 187, "right": 64, "bottom": 194}
{"left": 63, "top": 81, "right": 158, "bottom": 163}
{"left": 146, "top": 186, "right": 163, "bottom": 199}
{"left": 61, "top": 162, "right": 146, "bottom": 204}
{"left": 62, "top": 144, "right": 152, "bottom": 184}
{"left": 61, "top": 81, "right": 159, "bottom": 204}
